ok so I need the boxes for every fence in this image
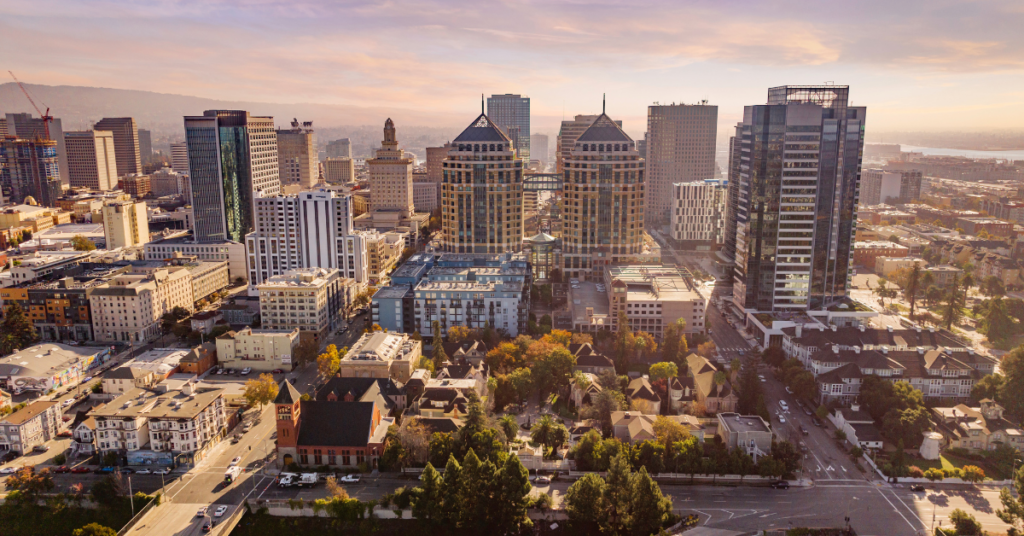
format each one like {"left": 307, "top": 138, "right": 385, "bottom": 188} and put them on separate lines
{"left": 117, "top": 496, "right": 160, "bottom": 536}
{"left": 862, "top": 452, "right": 1012, "bottom": 487}
{"left": 565, "top": 470, "right": 791, "bottom": 486}
{"left": 248, "top": 498, "right": 567, "bottom": 522}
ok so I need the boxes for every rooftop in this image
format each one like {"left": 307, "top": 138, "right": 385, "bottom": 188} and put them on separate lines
{"left": 0, "top": 343, "right": 107, "bottom": 380}
{"left": 717, "top": 413, "right": 772, "bottom": 434}
{"left": 91, "top": 385, "right": 224, "bottom": 420}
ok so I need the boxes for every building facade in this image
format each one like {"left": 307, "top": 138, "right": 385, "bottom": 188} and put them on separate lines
{"left": 102, "top": 200, "right": 150, "bottom": 249}
{"left": 0, "top": 138, "right": 62, "bottom": 206}
{"left": 326, "top": 138, "right": 352, "bottom": 158}
{"left": 93, "top": 117, "right": 142, "bottom": 177}
{"left": 487, "top": 94, "right": 531, "bottom": 161}
{"left": 530, "top": 133, "right": 549, "bottom": 167}
{"left": 144, "top": 232, "right": 246, "bottom": 282}
{"left": 276, "top": 120, "right": 318, "bottom": 192}
{"left": 89, "top": 268, "right": 194, "bottom": 342}
{"left": 65, "top": 130, "right": 118, "bottom": 191}
{"left": 861, "top": 169, "right": 922, "bottom": 205}
{"left": 729, "top": 86, "right": 867, "bottom": 311}
{"left": 184, "top": 110, "right": 280, "bottom": 243}
{"left": 441, "top": 113, "right": 524, "bottom": 253}
{"left": 561, "top": 112, "right": 646, "bottom": 281}
{"left": 170, "top": 142, "right": 189, "bottom": 175}
{"left": 216, "top": 326, "right": 300, "bottom": 372}
{"left": 245, "top": 190, "right": 367, "bottom": 290}
{"left": 257, "top": 268, "right": 352, "bottom": 346}
{"left": 645, "top": 103, "right": 718, "bottom": 223}
{"left": 323, "top": 157, "right": 355, "bottom": 184}
{"left": 671, "top": 180, "right": 726, "bottom": 250}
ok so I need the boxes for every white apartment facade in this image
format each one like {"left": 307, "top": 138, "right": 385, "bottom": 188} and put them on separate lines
{"left": 216, "top": 326, "right": 300, "bottom": 372}
{"left": 102, "top": 200, "right": 151, "bottom": 249}
{"left": 89, "top": 268, "right": 194, "bottom": 343}
{"left": 671, "top": 180, "right": 726, "bottom": 249}
{"left": 323, "top": 157, "right": 355, "bottom": 184}
{"left": 245, "top": 190, "right": 368, "bottom": 293}
{"left": 257, "top": 267, "right": 352, "bottom": 344}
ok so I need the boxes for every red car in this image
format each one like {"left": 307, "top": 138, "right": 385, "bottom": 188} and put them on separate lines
{"left": 70, "top": 466, "right": 91, "bottom": 474}
{"left": 53, "top": 465, "right": 70, "bottom": 474}
{"left": 57, "top": 431, "right": 72, "bottom": 438}
{"left": 271, "top": 369, "right": 284, "bottom": 374}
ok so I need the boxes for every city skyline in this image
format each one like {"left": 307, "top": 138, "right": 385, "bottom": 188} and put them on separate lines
{"left": 3, "top": 0, "right": 1023, "bottom": 137}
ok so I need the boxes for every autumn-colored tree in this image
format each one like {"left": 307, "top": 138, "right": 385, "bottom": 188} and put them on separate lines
{"left": 447, "top": 325, "right": 471, "bottom": 343}
{"left": 243, "top": 373, "right": 280, "bottom": 410}
{"left": 570, "top": 332, "right": 594, "bottom": 345}
{"left": 316, "top": 344, "right": 342, "bottom": 379}
{"left": 485, "top": 342, "right": 524, "bottom": 373}
{"left": 541, "top": 329, "right": 572, "bottom": 347}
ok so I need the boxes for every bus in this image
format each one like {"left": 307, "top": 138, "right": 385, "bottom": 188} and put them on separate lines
{"left": 224, "top": 466, "right": 241, "bottom": 483}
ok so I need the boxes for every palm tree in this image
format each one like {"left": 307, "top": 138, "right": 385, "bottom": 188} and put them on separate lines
{"left": 907, "top": 262, "right": 921, "bottom": 319}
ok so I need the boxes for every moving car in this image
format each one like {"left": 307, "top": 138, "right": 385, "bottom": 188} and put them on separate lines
{"left": 535, "top": 475, "right": 551, "bottom": 484}
{"left": 158, "top": 467, "right": 173, "bottom": 475}
{"left": 196, "top": 506, "right": 208, "bottom": 517}
{"left": 770, "top": 480, "right": 790, "bottom": 489}
{"left": 779, "top": 415, "right": 786, "bottom": 424}
{"left": 214, "top": 505, "right": 228, "bottom": 517}
{"left": 779, "top": 400, "right": 789, "bottom": 411}
{"left": 62, "top": 398, "right": 75, "bottom": 407}
{"left": 229, "top": 456, "right": 241, "bottom": 467}
{"left": 120, "top": 467, "right": 134, "bottom": 474}
{"left": 278, "top": 475, "right": 295, "bottom": 488}
{"left": 339, "top": 474, "right": 361, "bottom": 483}
{"left": 136, "top": 468, "right": 152, "bottom": 475}
{"left": 202, "top": 521, "right": 212, "bottom": 533}
{"left": 910, "top": 484, "right": 926, "bottom": 492}
{"left": 799, "top": 425, "right": 809, "bottom": 436}
{"left": 230, "top": 435, "right": 241, "bottom": 444}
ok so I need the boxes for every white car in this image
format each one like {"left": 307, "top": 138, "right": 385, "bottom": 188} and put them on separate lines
{"left": 214, "top": 505, "right": 228, "bottom": 518}
{"left": 340, "top": 474, "right": 361, "bottom": 483}
{"left": 241, "top": 367, "right": 252, "bottom": 375}
{"left": 229, "top": 456, "right": 241, "bottom": 467}
{"left": 779, "top": 400, "right": 789, "bottom": 411}
{"left": 158, "top": 467, "right": 172, "bottom": 475}
{"left": 136, "top": 468, "right": 152, "bottom": 475}
{"left": 62, "top": 398, "right": 74, "bottom": 407}
{"left": 0, "top": 467, "right": 18, "bottom": 474}
{"left": 535, "top": 475, "right": 551, "bottom": 484}
{"left": 196, "top": 506, "right": 208, "bottom": 518}
{"left": 779, "top": 415, "right": 787, "bottom": 424}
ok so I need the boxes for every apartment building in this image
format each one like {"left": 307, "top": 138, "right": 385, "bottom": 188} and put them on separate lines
{"left": 276, "top": 120, "right": 318, "bottom": 192}
{"left": 587, "top": 265, "right": 708, "bottom": 339}
{"left": 120, "top": 174, "right": 151, "bottom": 198}
{"left": 245, "top": 190, "right": 367, "bottom": 291}
{"left": 861, "top": 169, "right": 923, "bottom": 205}
{"left": 216, "top": 326, "right": 300, "bottom": 372}
{"left": 92, "top": 383, "right": 227, "bottom": 464}
{"left": 257, "top": 267, "right": 352, "bottom": 346}
{"left": 102, "top": 200, "right": 150, "bottom": 249}
{"left": 144, "top": 232, "right": 246, "bottom": 282}
{"left": 671, "top": 180, "right": 726, "bottom": 250}
{"left": 358, "top": 230, "right": 405, "bottom": 284}
{"left": 93, "top": 117, "right": 142, "bottom": 177}
{"left": 89, "top": 268, "right": 194, "bottom": 343}
{"left": 645, "top": 103, "right": 718, "bottom": 223}
{"left": 323, "top": 157, "right": 355, "bottom": 184}
{"left": 0, "top": 401, "right": 61, "bottom": 454}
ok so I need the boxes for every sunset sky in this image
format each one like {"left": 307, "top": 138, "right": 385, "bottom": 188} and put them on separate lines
{"left": 4, "top": 0, "right": 1024, "bottom": 137}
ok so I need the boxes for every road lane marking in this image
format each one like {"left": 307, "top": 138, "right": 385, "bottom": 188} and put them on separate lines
{"left": 874, "top": 487, "right": 922, "bottom": 533}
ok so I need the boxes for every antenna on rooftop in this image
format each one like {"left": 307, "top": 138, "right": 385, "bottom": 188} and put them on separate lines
{"left": 481, "top": 94, "right": 484, "bottom": 115}
{"left": 602, "top": 93, "right": 606, "bottom": 114}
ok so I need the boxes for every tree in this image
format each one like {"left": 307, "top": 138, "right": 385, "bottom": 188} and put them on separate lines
{"left": 580, "top": 389, "right": 624, "bottom": 437}
{"left": 411, "top": 463, "right": 442, "bottom": 524}
{"left": 5, "top": 467, "right": 54, "bottom": 503}
{"left": 490, "top": 454, "right": 533, "bottom": 533}
{"left": 447, "top": 325, "right": 470, "bottom": 343}
{"left": 395, "top": 419, "right": 431, "bottom": 466}
{"left": 564, "top": 473, "right": 608, "bottom": 531}
{"left": 72, "top": 525, "right": 117, "bottom": 536}
{"left": 90, "top": 473, "right": 128, "bottom": 507}
{"left": 648, "top": 361, "right": 678, "bottom": 411}
{"left": 1, "top": 303, "right": 38, "bottom": 353}
{"left": 633, "top": 331, "right": 658, "bottom": 362}
{"left": 982, "top": 275, "right": 1006, "bottom": 298}
{"left": 905, "top": 262, "right": 922, "bottom": 319}
{"left": 972, "top": 373, "right": 1005, "bottom": 404}
{"left": 629, "top": 440, "right": 665, "bottom": 474}
{"left": 571, "top": 332, "right": 594, "bottom": 345}
{"left": 881, "top": 406, "right": 932, "bottom": 447}
{"left": 762, "top": 346, "right": 785, "bottom": 368}
{"left": 697, "top": 341, "right": 716, "bottom": 359}
{"left": 999, "top": 464, "right": 1024, "bottom": 532}
{"left": 497, "top": 414, "right": 518, "bottom": 443}
{"left": 429, "top": 433, "right": 455, "bottom": 468}
{"left": 293, "top": 339, "right": 319, "bottom": 367}
{"left": 71, "top": 234, "right": 97, "bottom": 251}
{"left": 949, "top": 508, "right": 984, "bottom": 535}
{"left": 437, "top": 455, "right": 462, "bottom": 526}
{"left": 457, "top": 449, "right": 497, "bottom": 531}
{"left": 530, "top": 414, "right": 569, "bottom": 451}
{"left": 999, "top": 346, "right": 1024, "bottom": 419}
{"left": 961, "top": 465, "right": 986, "bottom": 483}
{"left": 243, "top": 373, "right": 279, "bottom": 410}
{"left": 316, "top": 344, "right": 341, "bottom": 380}
{"left": 486, "top": 342, "right": 524, "bottom": 373}
{"left": 980, "top": 297, "right": 1017, "bottom": 343}
{"left": 508, "top": 367, "right": 533, "bottom": 403}
{"left": 532, "top": 345, "right": 576, "bottom": 396}
{"left": 614, "top": 311, "right": 635, "bottom": 370}
{"left": 652, "top": 415, "right": 690, "bottom": 454}
{"left": 431, "top": 321, "right": 448, "bottom": 367}
{"left": 324, "top": 476, "right": 349, "bottom": 499}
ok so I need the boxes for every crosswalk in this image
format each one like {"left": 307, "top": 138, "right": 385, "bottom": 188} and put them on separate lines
{"left": 718, "top": 347, "right": 751, "bottom": 352}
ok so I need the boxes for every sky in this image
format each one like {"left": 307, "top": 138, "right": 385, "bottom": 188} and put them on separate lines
{"left": 4, "top": 0, "right": 1024, "bottom": 138}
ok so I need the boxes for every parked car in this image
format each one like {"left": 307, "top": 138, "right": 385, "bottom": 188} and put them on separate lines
{"left": 62, "top": 398, "right": 75, "bottom": 407}
{"left": 71, "top": 466, "right": 91, "bottom": 474}
{"left": 53, "top": 465, "right": 70, "bottom": 474}
{"left": 136, "top": 468, "right": 152, "bottom": 475}
{"left": 779, "top": 415, "right": 787, "bottom": 424}
{"left": 535, "top": 475, "right": 551, "bottom": 484}
{"left": 230, "top": 435, "right": 241, "bottom": 444}
{"left": 0, "top": 467, "right": 19, "bottom": 474}
{"left": 120, "top": 467, "right": 134, "bottom": 474}
{"left": 799, "top": 425, "right": 809, "bottom": 436}
{"left": 340, "top": 474, "right": 361, "bottom": 483}
{"left": 811, "top": 416, "right": 823, "bottom": 427}
{"left": 57, "top": 430, "right": 72, "bottom": 438}
{"left": 271, "top": 369, "right": 285, "bottom": 374}
{"left": 779, "top": 400, "right": 789, "bottom": 411}
{"left": 32, "top": 444, "right": 50, "bottom": 453}
{"left": 158, "top": 467, "right": 173, "bottom": 475}
{"left": 770, "top": 480, "right": 790, "bottom": 489}
{"left": 241, "top": 367, "right": 252, "bottom": 375}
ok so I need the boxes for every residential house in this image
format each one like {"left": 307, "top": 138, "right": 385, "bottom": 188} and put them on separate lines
{"left": 570, "top": 343, "right": 616, "bottom": 376}
{"left": 611, "top": 411, "right": 705, "bottom": 444}
{"left": 625, "top": 377, "right": 662, "bottom": 415}
{"left": 570, "top": 372, "right": 602, "bottom": 408}
{"left": 931, "top": 400, "right": 1024, "bottom": 453}
{"left": 0, "top": 401, "right": 61, "bottom": 453}
{"left": 178, "top": 342, "right": 217, "bottom": 375}
{"left": 829, "top": 404, "right": 883, "bottom": 450}
{"left": 684, "top": 353, "right": 738, "bottom": 413}
{"left": 441, "top": 340, "right": 489, "bottom": 366}
{"left": 69, "top": 411, "right": 96, "bottom": 456}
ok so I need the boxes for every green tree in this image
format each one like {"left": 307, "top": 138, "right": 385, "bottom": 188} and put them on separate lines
{"left": 949, "top": 508, "right": 984, "bottom": 535}
{"left": 490, "top": 454, "right": 533, "bottom": 533}
{"left": 579, "top": 388, "right": 624, "bottom": 437}
{"left": 428, "top": 431, "right": 455, "bottom": 468}
{"left": 881, "top": 406, "right": 932, "bottom": 447}
{"left": 5, "top": 467, "right": 54, "bottom": 504}
{"left": 605, "top": 452, "right": 633, "bottom": 530}
{"left": 437, "top": 455, "right": 462, "bottom": 526}
{"left": 972, "top": 373, "right": 1005, "bottom": 404}
{"left": 71, "top": 234, "right": 97, "bottom": 251}
{"left": 629, "top": 440, "right": 665, "bottom": 474}
{"left": 906, "top": 262, "right": 922, "bottom": 319}
{"left": 962, "top": 465, "right": 986, "bottom": 483}
{"left": 497, "top": 414, "right": 518, "bottom": 444}
{"left": 626, "top": 466, "right": 674, "bottom": 536}
{"left": 72, "top": 524, "right": 117, "bottom": 536}
{"left": 530, "top": 414, "right": 569, "bottom": 451}
{"left": 762, "top": 346, "right": 786, "bottom": 368}
{"left": 982, "top": 275, "right": 1006, "bottom": 298}
{"left": 508, "top": 367, "right": 533, "bottom": 403}
{"left": 411, "top": 463, "right": 443, "bottom": 525}
{"left": 1, "top": 302, "right": 38, "bottom": 353}
{"left": 999, "top": 346, "right": 1024, "bottom": 418}
{"left": 564, "top": 473, "right": 609, "bottom": 531}
{"left": 737, "top": 356, "right": 763, "bottom": 415}
{"left": 431, "top": 320, "right": 448, "bottom": 368}
{"left": 980, "top": 297, "right": 1017, "bottom": 344}
{"left": 532, "top": 345, "right": 576, "bottom": 396}
{"left": 457, "top": 449, "right": 497, "bottom": 532}
{"left": 999, "top": 464, "right": 1024, "bottom": 532}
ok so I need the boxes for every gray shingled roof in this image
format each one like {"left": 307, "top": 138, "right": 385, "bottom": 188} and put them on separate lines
{"left": 296, "top": 401, "right": 376, "bottom": 447}
{"left": 274, "top": 380, "right": 301, "bottom": 405}
{"left": 575, "top": 114, "right": 633, "bottom": 143}
{"left": 452, "top": 114, "right": 511, "bottom": 143}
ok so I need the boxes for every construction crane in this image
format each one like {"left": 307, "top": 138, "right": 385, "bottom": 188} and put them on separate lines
{"left": 8, "top": 71, "right": 53, "bottom": 139}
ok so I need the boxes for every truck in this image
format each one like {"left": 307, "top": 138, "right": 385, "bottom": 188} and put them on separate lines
{"left": 224, "top": 465, "right": 241, "bottom": 483}
{"left": 297, "top": 473, "right": 319, "bottom": 488}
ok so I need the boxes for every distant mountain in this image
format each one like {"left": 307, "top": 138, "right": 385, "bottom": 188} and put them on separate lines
{"left": 0, "top": 82, "right": 465, "bottom": 135}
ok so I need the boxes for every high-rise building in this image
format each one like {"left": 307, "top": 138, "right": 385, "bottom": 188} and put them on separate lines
{"left": 257, "top": 267, "right": 351, "bottom": 344}
{"left": 245, "top": 190, "right": 367, "bottom": 292}
{"left": 138, "top": 128, "right": 153, "bottom": 158}
{"left": 276, "top": 119, "right": 318, "bottom": 192}
{"left": 64, "top": 130, "right": 118, "bottom": 191}
{"left": 93, "top": 117, "right": 142, "bottom": 177}
{"left": 861, "top": 169, "right": 922, "bottom": 205}
{"left": 366, "top": 119, "right": 414, "bottom": 218}
{"left": 149, "top": 168, "right": 187, "bottom": 198}
{"left": 487, "top": 94, "right": 531, "bottom": 161}
{"left": 323, "top": 157, "right": 355, "bottom": 184}
{"left": 556, "top": 115, "right": 619, "bottom": 173}
{"left": 530, "top": 134, "right": 549, "bottom": 168}
{"left": 441, "top": 111, "right": 525, "bottom": 254}
{"left": 728, "top": 85, "right": 866, "bottom": 312}
{"left": 645, "top": 103, "right": 718, "bottom": 224}
{"left": 636, "top": 134, "right": 647, "bottom": 160}
{"left": 102, "top": 199, "right": 150, "bottom": 249}
{"left": 671, "top": 180, "right": 726, "bottom": 250}
{"left": 184, "top": 110, "right": 279, "bottom": 243}
{"left": 560, "top": 111, "right": 645, "bottom": 281}
{"left": 6, "top": 113, "right": 68, "bottom": 186}
{"left": 120, "top": 174, "right": 151, "bottom": 198}
{"left": 0, "top": 138, "right": 61, "bottom": 205}
{"left": 170, "top": 142, "right": 189, "bottom": 175}
{"left": 326, "top": 138, "right": 352, "bottom": 158}
{"left": 425, "top": 144, "right": 451, "bottom": 207}
{"left": 720, "top": 135, "right": 741, "bottom": 267}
